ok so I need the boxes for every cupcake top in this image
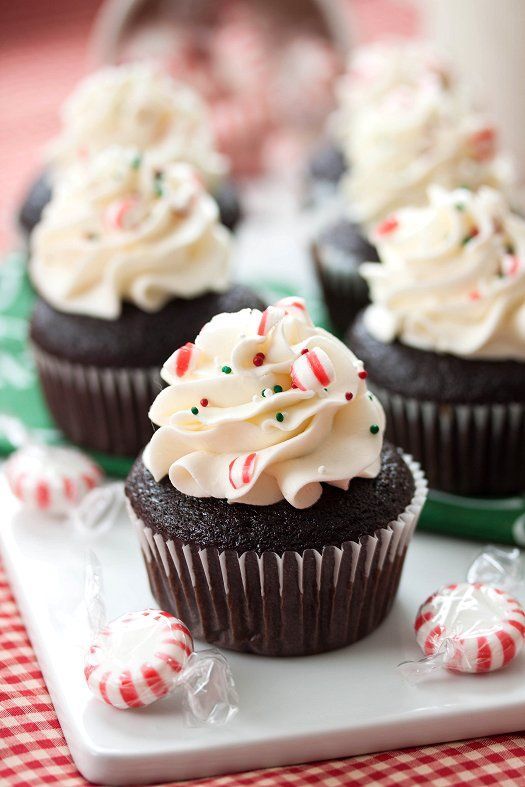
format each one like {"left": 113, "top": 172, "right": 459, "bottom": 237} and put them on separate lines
{"left": 361, "top": 186, "right": 525, "bottom": 360}
{"left": 342, "top": 79, "right": 510, "bottom": 227}
{"left": 47, "top": 62, "right": 227, "bottom": 186}
{"left": 334, "top": 40, "right": 452, "bottom": 132}
{"left": 30, "top": 147, "right": 230, "bottom": 320}
{"left": 144, "top": 298, "right": 385, "bottom": 509}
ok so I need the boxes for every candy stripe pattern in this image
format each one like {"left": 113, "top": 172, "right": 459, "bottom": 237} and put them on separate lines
{"left": 415, "top": 582, "right": 525, "bottom": 674}
{"left": 5, "top": 445, "right": 103, "bottom": 515}
{"left": 291, "top": 348, "right": 335, "bottom": 392}
{"left": 166, "top": 343, "right": 201, "bottom": 378}
{"left": 229, "top": 453, "right": 257, "bottom": 490}
{"left": 85, "top": 609, "right": 193, "bottom": 710}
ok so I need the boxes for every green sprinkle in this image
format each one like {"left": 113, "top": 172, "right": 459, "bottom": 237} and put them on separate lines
{"left": 275, "top": 412, "right": 284, "bottom": 422}
{"left": 154, "top": 170, "right": 164, "bottom": 197}
{"left": 131, "top": 153, "right": 142, "bottom": 169}
{"left": 368, "top": 393, "right": 374, "bottom": 400}
{"left": 324, "top": 387, "right": 328, "bottom": 392}
{"left": 191, "top": 406, "right": 199, "bottom": 415}
{"left": 370, "top": 424, "right": 380, "bottom": 435}
{"left": 273, "top": 385, "right": 283, "bottom": 393}
{"left": 455, "top": 203, "right": 465, "bottom": 211}
{"left": 459, "top": 184, "right": 471, "bottom": 190}
{"left": 222, "top": 365, "right": 232, "bottom": 374}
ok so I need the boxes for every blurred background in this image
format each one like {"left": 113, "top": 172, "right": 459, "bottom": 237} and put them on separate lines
{"left": 0, "top": 0, "right": 419, "bottom": 252}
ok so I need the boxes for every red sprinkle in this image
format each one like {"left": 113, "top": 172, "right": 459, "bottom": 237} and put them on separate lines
{"left": 376, "top": 216, "right": 399, "bottom": 236}
{"left": 345, "top": 392, "right": 354, "bottom": 401}
{"left": 252, "top": 352, "right": 265, "bottom": 367}
{"left": 291, "top": 383, "right": 298, "bottom": 389}
{"left": 301, "top": 348, "right": 309, "bottom": 355}
{"left": 469, "top": 290, "right": 481, "bottom": 301}
{"left": 358, "top": 370, "right": 368, "bottom": 379}
{"left": 200, "top": 398, "right": 209, "bottom": 407}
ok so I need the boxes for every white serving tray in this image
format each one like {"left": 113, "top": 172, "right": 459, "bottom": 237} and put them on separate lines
{"left": 1, "top": 476, "right": 525, "bottom": 786}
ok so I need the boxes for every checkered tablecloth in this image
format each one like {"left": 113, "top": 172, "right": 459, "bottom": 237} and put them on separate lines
{"left": 1, "top": 562, "right": 525, "bottom": 787}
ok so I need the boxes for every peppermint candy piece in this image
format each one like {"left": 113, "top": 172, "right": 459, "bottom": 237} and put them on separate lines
{"left": 274, "top": 296, "right": 313, "bottom": 325}
{"left": 229, "top": 452, "right": 257, "bottom": 490}
{"left": 165, "top": 342, "right": 201, "bottom": 378}
{"left": 291, "top": 348, "right": 335, "bottom": 392}
{"left": 415, "top": 582, "right": 525, "bottom": 674}
{"left": 85, "top": 609, "right": 193, "bottom": 709}
{"left": 104, "top": 197, "right": 143, "bottom": 231}
{"left": 257, "top": 306, "right": 285, "bottom": 336}
{"left": 5, "top": 445, "right": 103, "bottom": 515}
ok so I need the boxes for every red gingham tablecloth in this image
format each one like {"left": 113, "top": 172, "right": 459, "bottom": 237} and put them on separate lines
{"left": 2, "top": 563, "right": 525, "bottom": 787}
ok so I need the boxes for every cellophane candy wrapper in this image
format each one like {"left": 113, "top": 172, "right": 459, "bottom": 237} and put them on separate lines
{"left": 399, "top": 546, "right": 525, "bottom": 681}
{"left": 83, "top": 555, "right": 238, "bottom": 723}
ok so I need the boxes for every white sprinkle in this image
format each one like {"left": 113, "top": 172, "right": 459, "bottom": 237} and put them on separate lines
{"left": 318, "top": 465, "right": 326, "bottom": 474}
{"left": 252, "top": 394, "right": 260, "bottom": 402}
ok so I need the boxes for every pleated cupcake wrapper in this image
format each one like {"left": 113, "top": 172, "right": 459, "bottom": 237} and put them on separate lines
{"left": 128, "top": 455, "right": 427, "bottom": 657}
{"left": 373, "top": 383, "right": 525, "bottom": 497}
{"left": 312, "top": 242, "right": 370, "bottom": 334}
{"left": 32, "top": 343, "right": 161, "bottom": 457}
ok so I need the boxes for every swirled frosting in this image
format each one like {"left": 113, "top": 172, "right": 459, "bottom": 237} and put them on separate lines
{"left": 31, "top": 147, "right": 230, "bottom": 319}
{"left": 144, "top": 299, "right": 385, "bottom": 508}
{"left": 342, "top": 78, "right": 511, "bottom": 227}
{"left": 334, "top": 41, "right": 452, "bottom": 137}
{"left": 361, "top": 187, "right": 525, "bottom": 360}
{"left": 47, "top": 63, "right": 227, "bottom": 186}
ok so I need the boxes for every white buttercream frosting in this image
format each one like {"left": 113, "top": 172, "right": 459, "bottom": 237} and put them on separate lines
{"left": 342, "top": 79, "right": 510, "bottom": 227}
{"left": 144, "top": 299, "right": 385, "bottom": 508}
{"left": 361, "top": 186, "right": 525, "bottom": 360}
{"left": 334, "top": 40, "right": 452, "bottom": 135}
{"left": 47, "top": 62, "right": 227, "bottom": 186}
{"left": 31, "top": 147, "right": 231, "bottom": 319}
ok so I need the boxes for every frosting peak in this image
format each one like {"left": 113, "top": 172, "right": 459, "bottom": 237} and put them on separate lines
{"left": 342, "top": 79, "right": 510, "bottom": 227}
{"left": 361, "top": 186, "right": 525, "bottom": 360}
{"left": 47, "top": 62, "right": 227, "bottom": 186}
{"left": 144, "top": 299, "right": 385, "bottom": 508}
{"left": 31, "top": 147, "right": 231, "bottom": 319}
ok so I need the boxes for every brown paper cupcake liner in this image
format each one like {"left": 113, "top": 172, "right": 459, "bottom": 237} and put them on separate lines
{"left": 373, "top": 383, "right": 525, "bottom": 497}
{"left": 312, "top": 242, "right": 371, "bottom": 335}
{"left": 32, "top": 343, "right": 161, "bottom": 456}
{"left": 128, "top": 456, "right": 427, "bottom": 657}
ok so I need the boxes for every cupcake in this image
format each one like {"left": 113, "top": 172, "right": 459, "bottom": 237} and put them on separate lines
{"left": 348, "top": 186, "right": 525, "bottom": 497}
{"left": 29, "top": 146, "right": 263, "bottom": 457}
{"left": 313, "top": 48, "right": 511, "bottom": 335}
{"left": 18, "top": 62, "right": 241, "bottom": 236}
{"left": 125, "top": 298, "right": 427, "bottom": 656}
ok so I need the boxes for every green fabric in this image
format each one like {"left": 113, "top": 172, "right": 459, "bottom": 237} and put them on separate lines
{"left": 2, "top": 253, "right": 524, "bottom": 544}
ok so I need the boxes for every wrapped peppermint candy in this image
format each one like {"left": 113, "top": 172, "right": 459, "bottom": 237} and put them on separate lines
{"left": 83, "top": 557, "right": 238, "bottom": 723}
{"left": 400, "top": 546, "right": 525, "bottom": 680}
{"left": 5, "top": 443, "right": 104, "bottom": 515}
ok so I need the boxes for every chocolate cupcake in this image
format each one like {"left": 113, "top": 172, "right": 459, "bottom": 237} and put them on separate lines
{"left": 313, "top": 42, "right": 510, "bottom": 335}
{"left": 349, "top": 186, "right": 525, "bottom": 497}
{"left": 18, "top": 62, "right": 241, "bottom": 236}
{"left": 29, "top": 147, "right": 263, "bottom": 457}
{"left": 125, "top": 298, "right": 427, "bottom": 656}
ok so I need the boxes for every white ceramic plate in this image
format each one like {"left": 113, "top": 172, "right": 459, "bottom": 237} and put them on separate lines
{"left": 1, "top": 476, "right": 525, "bottom": 785}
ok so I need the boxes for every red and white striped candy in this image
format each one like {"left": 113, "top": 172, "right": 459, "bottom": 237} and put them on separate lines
{"left": 502, "top": 254, "right": 523, "bottom": 277}
{"left": 291, "top": 348, "right": 335, "bottom": 393}
{"left": 85, "top": 609, "right": 193, "bottom": 710}
{"left": 468, "top": 127, "right": 497, "bottom": 162}
{"left": 228, "top": 452, "right": 257, "bottom": 490}
{"left": 257, "top": 306, "right": 285, "bottom": 336}
{"left": 415, "top": 582, "right": 525, "bottom": 674}
{"left": 5, "top": 445, "right": 103, "bottom": 515}
{"left": 274, "top": 297, "right": 313, "bottom": 325}
{"left": 104, "top": 197, "right": 142, "bottom": 231}
{"left": 165, "top": 342, "right": 201, "bottom": 378}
